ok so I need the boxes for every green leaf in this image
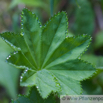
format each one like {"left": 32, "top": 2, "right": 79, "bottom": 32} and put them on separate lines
{"left": 0, "top": 38, "right": 20, "bottom": 98}
{"left": 12, "top": 87, "right": 56, "bottom": 103}
{"left": 82, "top": 79, "right": 102, "bottom": 95}
{"left": 81, "top": 54, "right": 103, "bottom": 70}
{"left": 10, "top": 0, "right": 48, "bottom": 10}
{"left": 74, "top": 0, "right": 94, "bottom": 35}
{"left": 0, "top": 8, "right": 96, "bottom": 98}
{"left": 94, "top": 31, "right": 103, "bottom": 49}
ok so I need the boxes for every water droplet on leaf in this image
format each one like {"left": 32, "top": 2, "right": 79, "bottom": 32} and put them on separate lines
{"left": 25, "top": 69, "right": 28, "bottom": 72}
{"left": 21, "top": 32, "right": 24, "bottom": 36}
{"left": 78, "top": 57, "right": 81, "bottom": 59}
{"left": 20, "top": 76, "right": 23, "bottom": 79}
{"left": 9, "top": 55, "right": 11, "bottom": 57}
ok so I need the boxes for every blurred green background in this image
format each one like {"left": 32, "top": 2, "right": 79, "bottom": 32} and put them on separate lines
{"left": 0, "top": 0, "right": 103, "bottom": 102}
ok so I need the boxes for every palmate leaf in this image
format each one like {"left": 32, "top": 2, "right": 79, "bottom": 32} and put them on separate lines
{"left": 0, "top": 8, "right": 96, "bottom": 98}
{"left": 12, "top": 87, "right": 56, "bottom": 103}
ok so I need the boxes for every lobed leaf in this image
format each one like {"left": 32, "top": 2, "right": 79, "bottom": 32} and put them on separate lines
{"left": 0, "top": 8, "right": 96, "bottom": 98}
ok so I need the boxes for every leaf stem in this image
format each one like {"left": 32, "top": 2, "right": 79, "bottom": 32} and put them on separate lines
{"left": 50, "top": 0, "right": 54, "bottom": 16}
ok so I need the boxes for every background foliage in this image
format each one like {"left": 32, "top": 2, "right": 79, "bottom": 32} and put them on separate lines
{"left": 0, "top": 0, "right": 103, "bottom": 102}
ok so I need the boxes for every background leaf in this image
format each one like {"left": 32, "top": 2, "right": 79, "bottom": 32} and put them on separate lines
{"left": 81, "top": 54, "right": 103, "bottom": 69}
{"left": 10, "top": 0, "right": 48, "bottom": 10}
{"left": 74, "top": 0, "right": 94, "bottom": 35}
{"left": 94, "top": 31, "right": 103, "bottom": 49}
{"left": 0, "top": 38, "right": 20, "bottom": 98}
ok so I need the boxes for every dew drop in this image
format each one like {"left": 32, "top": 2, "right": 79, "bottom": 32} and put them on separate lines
{"left": 21, "top": 32, "right": 24, "bottom": 36}
{"left": 78, "top": 57, "right": 81, "bottom": 59}
{"left": 56, "top": 84, "right": 59, "bottom": 86}
{"left": 24, "top": 69, "right": 28, "bottom": 73}
{"left": 5, "top": 40, "right": 8, "bottom": 42}
{"left": 7, "top": 57, "right": 9, "bottom": 59}
{"left": 9, "top": 55, "right": 11, "bottom": 58}
{"left": 13, "top": 46, "right": 16, "bottom": 48}
{"left": 36, "top": 86, "right": 39, "bottom": 88}
{"left": 20, "top": 76, "right": 23, "bottom": 79}
{"left": 11, "top": 44, "right": 13, "bottom": 46}
{"left": 18, "top": 48, "right": 21, "bottom": 50}
{"left": 14, "top": 51, "right": 17, "bottom": 54}
{"left": 24, "top": 71, "right": 26, "bottom": 73}
{"left": 25, "top": 69, "right": 28, "bottom": 72}
{"left": 2, "top": 37, "right": 4, "bottom": 40}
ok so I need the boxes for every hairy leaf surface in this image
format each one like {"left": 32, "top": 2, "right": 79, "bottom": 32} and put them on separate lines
{"left": 0, "top": 8, "right": 96, "bottom": 98}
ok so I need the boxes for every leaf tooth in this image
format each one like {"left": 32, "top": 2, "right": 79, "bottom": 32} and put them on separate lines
{"left": 6, "top": 51, "right": 18, "bottom": 62}
{"left": 35, "top": 83, "right": 56, "bottom": 99}
{"left": 35, "top": 85, "right": 44, "bottom": 98}
{"left": 18, "top": 93, "right": 28, "bottom": 98}
{"left": 21, "top": 8, "right": 42, "bottom": 29}
{"left": 20, "top": 68, "right": 33, "bottom": 86}
{"left": 78, "top": 59, "right": 96, "bottom": 81}
{"left": 79, "top": 59, "right": 96, "bottom": 68}
{"left": 0, "top": 32, "right": 21, "bottom": 50}
{"left": 79, "top": 81, "right": 83, "bottom": 94}
{"left": 84, "top": 70, "right": 97, "bottom": 80}
{"left": 78, "top": 35, "right": 92, "bottom": 58}
{"left": 11, "top": 93, "right": 28, "bottom": 103}
{"left": 27, "top": 87, "right": 32, "bottom": 96}
{"left": 20, "top": 12, "right": 24, "bottom": 36}
{"left": 34, "top": 83, "right": 48, "bottom": 99}
{"left": 7, "top": 51, "right": 31, "bottom": 70}
{"left": 43, "top": 11, "right": 68, "bottom": 30}
{"left": 65, "top": 11, "right": 69, "bottom": 37}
